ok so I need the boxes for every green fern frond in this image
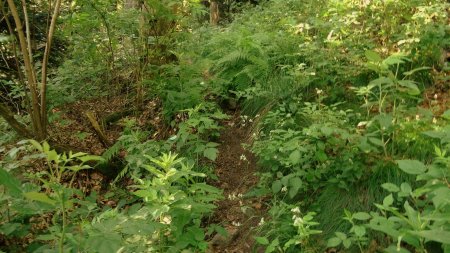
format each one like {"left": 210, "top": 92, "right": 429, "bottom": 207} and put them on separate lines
{"left": 113, "top": 164, "right": 129, "bottom": 184}
{"left": 102, "top": 141, "right": 122, "bottom": 163}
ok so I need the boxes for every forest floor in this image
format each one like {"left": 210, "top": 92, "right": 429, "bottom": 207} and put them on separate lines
{"left": 46, "top": 99, "right": 266, "bottom": 252}
{"left": 207, "top": 111, "right": 266, "bottom": 253}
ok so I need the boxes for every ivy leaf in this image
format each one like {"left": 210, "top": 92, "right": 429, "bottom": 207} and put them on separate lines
{"left": 396, "top": 160, "right": 427, "bottom": 175}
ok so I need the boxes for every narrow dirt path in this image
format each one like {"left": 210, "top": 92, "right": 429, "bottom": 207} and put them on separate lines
{"left": 207, "top": 111, "right": 265, "bottom": 253}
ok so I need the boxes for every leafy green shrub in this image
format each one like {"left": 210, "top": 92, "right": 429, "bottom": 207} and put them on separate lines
{"left": 173, "top": 102, "right": 229, "bottom": 162}
{"left": 253, "top": 98, "right": 363, "bottom": 197}
{"left": 80, "top": 152, "right": 223, "bottom": 253}
{"left": 328, "top": 130, "right": 450, "bottom": 252}
{"left": 1, "top": 140, "right": 222, "bottom": 252}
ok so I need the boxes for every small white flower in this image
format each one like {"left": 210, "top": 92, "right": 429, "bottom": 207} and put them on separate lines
{"left": 293, "top": 217, "right": 304, "bottom": 226}
{"left": 281, "top": 186, "right": 288, "bottom": 192}
{"left": 416, "top": 114, "right": 420, "bottom": 121}
{"left": 291, "top": 207, "right": 301, "bottom": 214}
{"left": 434, "top": 94, "right": 438, "bottom": 100}
{"left": 240, "top": 154, "right": 247, "bottom": 161}
{"left": 237, "top": 193, "right": 243, "bottom": 198}
{"left": 161, "top": 216, "right": 172, "bottom": 225}
{"left": 232, "top": 221, "right": 241, "bottom": 227}
{"left": 316, "top": 88, "right": 323, "bottom": 95}
{"left": 433, "top": 117, "right": 437, "bottom": 124}
{"left": 258, "top": 217, "right": 265, "bottom": 226}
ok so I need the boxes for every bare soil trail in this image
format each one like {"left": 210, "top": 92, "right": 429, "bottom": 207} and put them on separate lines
{"left": 208, "top": 111, "right": 266, "bottom": 253}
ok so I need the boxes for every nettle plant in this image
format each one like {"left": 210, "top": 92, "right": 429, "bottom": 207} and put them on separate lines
{"left": 328, "top": 130, "right": 450, "bottom": 253}
{"left": 0, "top": 141, "right": 103, "bottom": 253}
{"left": 174, "top": 102, "right": 229, "bottom": 162}
{"left": 354, "top": 51, "right": 429, "bottom": 157}
{"left": 79, "top": 152, "right": 223, "bottom": 253}
{"left": 253, "top": 98, "right": 363, "bottom": 198}
{"left": 255, "top": 202, "right": 322, "bottom": 252}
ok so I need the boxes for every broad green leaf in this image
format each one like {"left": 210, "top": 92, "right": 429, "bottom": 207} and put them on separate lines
{"left": 255, "top": 236, "right": 270, "bottom": 245}
{"left": 431, "top": 187, "right": 450, "bottom": 209}
{"left": 383, "top": 55, "right": 405, "bottom": 65}
{"left": 352, "top": 212, "right": 371, "bottom": 221}
{"left": 375, "top": 114, "right": 393, "bottom": 129}
{"left": 403, "top": 67, "right": 430, "bottom": 76}
{"left": 442, "top": 109, "right": 450, "bottom": 120}
{"left": 78, "top": 155, "right": 105, "bottom": 163}
{"left": 0, "top": 168, "right": 23, "bottom": 197}
{"left": 288, "top": 177, "right": 302, "bottom": 199}
{"left": 409, "top": 230, "right": 450, "bottom": 244}
{"left": 365, "top": 50, "right": 382, "bottom": 62}
{"left": 28, "top": 140, "right": 43, "bottom": 151}
{"left": 404, "top": 201, "right": 419, "bottom": 227}
{"left": 289, "top": 150, "right": 301, "bottom": 165}
{"left": 42, "top": 142, "right": 50, "bottom": 152}
{"left": 335, "top": 232, "right": 347, "bottom": 240}
{"left": 400, "top": 183, "right": 412, "bottom": 195}
{"left": 369, "top": 137, "right": 384, "bottom": 147}
{"left": 203, "top": 148, "right": 218, "bottom": 161}
{"left": 272, "top": 180, "right": 282, "bottom": 194}
{"left": 24, "top": 192, "right": 56, "bottom": 206}
{"left": 396, "top": 160, "right": 427, "bottom": 175}
{"left": 326, "top": 237, "right": 341, "bottom": 248}
{"left": 383, "top": 194, "right": 394, "bottom": 207}
{"left": 342, "top": 238, "right": 352, "bottom": 249}
{"left": 384, "top": 245, "right": 411, "bottom": 253}
{"left": 369, "top": 77, "right": 393, "bottom": 87}
{"left": 398, "top": 80, "right": 420, "bottom": 95}
{"left": 265, "top": 237, "right": 279, "bottom": 253}
{"left": 205, "top": 142, "right": 219, "bottom": 148}
{"left": 87, "top": 233, "right": 122, "bottom": 253}
{"left": 46, "top": 150, "right": 59, "bottom": 163}
{"left": 381, "top": 183, "right": 400, "bottom": 192}
{"left": 353, "top": 225, "right": 366, "bottom": 237}
{"left": 0, "top": 223, "right": 21, "bottom": 236}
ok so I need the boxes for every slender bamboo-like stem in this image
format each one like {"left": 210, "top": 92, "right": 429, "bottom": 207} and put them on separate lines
{"left": 0, "top": 1, "right": 30, "bottom": 112}
{"left": 5, "top": 0, "right": 43, "bottom": 139}
{"left": 40, "top": 0, "right": 62, "bottom": 133}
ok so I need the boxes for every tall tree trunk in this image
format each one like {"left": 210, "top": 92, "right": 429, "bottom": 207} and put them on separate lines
{"left": 210, "top": 1, "right": 219, "bottom": 25}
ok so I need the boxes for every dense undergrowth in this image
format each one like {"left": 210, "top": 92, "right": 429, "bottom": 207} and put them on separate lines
{"left": 1, "top": 0, "right": 449, "bottom": 252}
